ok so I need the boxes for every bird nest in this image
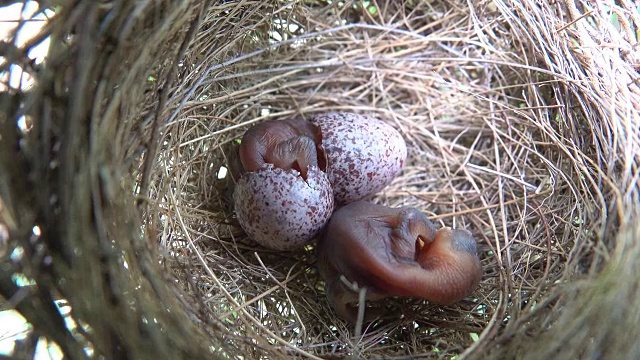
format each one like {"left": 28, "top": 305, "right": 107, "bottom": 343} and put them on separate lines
{"left": 1, "top": 1, "right": 639, "bottom": 359}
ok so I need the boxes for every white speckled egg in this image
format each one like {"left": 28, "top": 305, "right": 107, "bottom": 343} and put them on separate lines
{"left": 309, "top": 112, "right": 407, "bottom": 205}
{"left": 233, "top": 164, "right": 334, "bottom": 250}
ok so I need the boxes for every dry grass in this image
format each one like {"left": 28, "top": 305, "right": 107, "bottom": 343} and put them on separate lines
{"left": 142, "top": 0, "right": 639, "bottom": 358}
{"left": 1, "top": 0, "right": 639, "bottom": 359}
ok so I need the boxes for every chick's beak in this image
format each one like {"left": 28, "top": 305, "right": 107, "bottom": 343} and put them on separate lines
{"left": 414, "top": 234, "right": 430, "bottom": 262}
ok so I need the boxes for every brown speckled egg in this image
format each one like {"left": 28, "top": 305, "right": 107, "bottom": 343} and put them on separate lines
{"left": 233, "top": 164, "right": 334, "bottom": 250}
{"left": 309, "top": 112, "right": 407, "bottom": 205}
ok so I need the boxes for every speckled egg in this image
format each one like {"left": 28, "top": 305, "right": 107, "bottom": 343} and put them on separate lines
{"left": 233, "top": 164, "right": 334, "bottom": 250}
{"left": 309, "top": 112, "right": 407, "bottom": 205}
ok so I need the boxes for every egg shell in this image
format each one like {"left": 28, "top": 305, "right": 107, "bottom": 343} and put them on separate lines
{"left": 233, "top": 164, "right": 334, "bottom": 250}
{"left": 309, "top": 112, "right": 407, "bottom": 205}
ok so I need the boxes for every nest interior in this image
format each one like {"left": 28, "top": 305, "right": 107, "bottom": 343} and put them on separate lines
{"left": 1, "top": 1, "right": 639, "bottom": 359}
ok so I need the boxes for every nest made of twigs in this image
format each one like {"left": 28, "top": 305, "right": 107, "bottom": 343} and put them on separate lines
{"left": 1, "top": 1, "right": 639, "bottom": 359}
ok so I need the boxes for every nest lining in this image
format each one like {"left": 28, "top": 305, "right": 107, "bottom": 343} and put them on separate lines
{"left": 152, "top": 1, "right": 634, "bottom": 358}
